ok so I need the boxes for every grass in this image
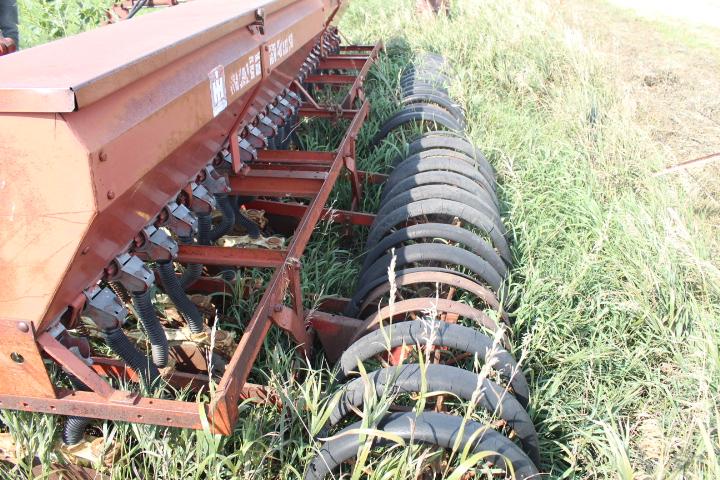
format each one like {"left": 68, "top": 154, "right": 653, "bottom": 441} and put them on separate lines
{"left": 17, "top": 0, "right": 115, "bottom": 48}
{"left": 3, "top": 0, "right": 720, "bottom": 478}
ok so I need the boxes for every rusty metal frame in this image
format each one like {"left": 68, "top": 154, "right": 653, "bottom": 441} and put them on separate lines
{"left": 0, "top": 41, "right": 380, "bottom": 435}
{"left": 208, "top": 99, "right": 370, "bottom": 433}
{"left": 248, "top": 199, "right": 376, "bottom": 226}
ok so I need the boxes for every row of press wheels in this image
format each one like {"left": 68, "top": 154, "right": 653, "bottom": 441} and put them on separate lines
{"left": 305, "top": 54, "right": 540, "bottom": 478}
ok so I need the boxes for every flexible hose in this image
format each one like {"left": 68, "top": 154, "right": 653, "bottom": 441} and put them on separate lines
{"left": 63, "top": 417, "right": 91, "bottom": 446}
{"left": 220, "top": 269, "right": 236, "bottom": 281}
{"left": 208, "top": 194, "right": 235, "bottom": 242}
{"left": 157, "top": 261, "right": 204, "bottom": 334}
{"left": 179, "top": 213, "right": 211, "bottom": 290}
{"left": 235, "top": 212, "right": 260, "bottom": 238}
{"left": 179, "top": 263, "right": 202, "bottom": 291}
{"left": 232, "top": 196, "right": 260, "bottom": 238}
{"left": 130, "top": 289, "right": 169, "bottom": 368}
{"left": 62, "top": 375, "right": 91, "bottom": 446}
{"left": 64, "top": 319, "right": 164, "bottom": 446}
{"left": 101, "top": 326, "right": 160, "bottom": 388}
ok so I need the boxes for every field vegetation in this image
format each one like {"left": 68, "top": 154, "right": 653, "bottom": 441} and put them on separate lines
{"left": 3, "top": 0, "right": 719, "bottom": 478}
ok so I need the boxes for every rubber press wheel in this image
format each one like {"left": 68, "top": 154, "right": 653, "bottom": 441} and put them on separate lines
{"left": 359, "top": 223, "right": 507, "bottom": 277}
{"left": 405, "top": 133, "right": 494, "bottom": 178}
{"left": 401, "top": 72, "right": 450, "bottom": 87}
{"left": 329, "top": 364, "right": 540, "bottom": 466}
{"left": 377, "top": 185, "right": 504, "bottom": 234}
{"left": 357, "top": 243, "right": 504, "bottom": 294}
{"left": 379, "top": 170, "right": 498, "bottom": 212}
{"left": 339, "top": 320, "right": 530, "bottom": 408}
{"left": 365, "top": 199, "right": 511, "bottom": 265}
{"left": 388, "top": 148, "right": 496, "bottom": 194}
{"left": 345, "top": 266, "right": 498, "bottom": 317}
{"left": 381, "top": 155, "right": 498, "bottom": 208}
{"left": 348, "top": 269, "right": 508, "bottom": 325}
{"left": 371, "top": 104, "right": 463, "bottom": 147}
{"left": 401, "top": 92, "right": 466, "bottom": 126}
{"left": 305, "top": 412, "right": 539, "bottom": 480}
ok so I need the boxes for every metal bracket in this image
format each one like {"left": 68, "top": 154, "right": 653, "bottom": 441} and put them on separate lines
{"left": 0, "top": 319, "right": 56, "bottom": 398}
{"left": 134, "top": 225, "right": 179, "bottom": 262}
{"left": 270, "top": 305, "right": 311, "bottom": 355}
{"left": 244, "top": 125, "right": 268, "bottom": 149}
{"left": 248, "top": 8, "right": 265, "bottom": 35}
{"left": 257, "top": 114, "right": 278, "bottom": 136}
{"left": 82, "top": 286, "right": 127, "bottom": 330}
{"left": 164, "top": 201, "right": 198, "bottom": 238}
{"left": 200, "top": 165, "right": 230, "bottom": 195}
{"left": 189, "top": 182, "right": 216, "bottom": 214}
{"left": 106, "top": 253, "right": 154, "bottom": 293}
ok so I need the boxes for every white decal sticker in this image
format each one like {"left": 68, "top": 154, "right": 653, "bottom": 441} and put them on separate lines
{"left": 229, "top": 52, "right": 261, "bottom": 96}
{"left": 268, "top": 32, "right": 295, "bottom": 66}
{"left": 208, "top": 65, "right": 228, "bottom": 117}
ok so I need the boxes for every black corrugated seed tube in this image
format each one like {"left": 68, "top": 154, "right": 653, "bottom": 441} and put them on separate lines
{"left": 62, "top": 375, "right": 91, "bottom": 446}
{"left": 101, "top": 326, "right": 160, "bottom": 387}
{"left": 231, "top": 196, "right": 261, "bottom": 238}
{"left": 208, "top": 194, "right": 236, "bottom": 243}
{"left": 130, "top": 289, "right": 169, "bottom": 368}
{"left": 63, "top": 416, "right": 91, "bottom": 446}
{"left": 157, "top": 261, "right": 205, "bottom": 334}
{"left": 179, "top": 212, "right": 211, "bottom": 290}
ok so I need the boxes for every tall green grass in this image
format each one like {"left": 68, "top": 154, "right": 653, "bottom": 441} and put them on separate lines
{"left": 18, "top": 0, "right": 115, "bottom": 48}
{"left": 2, "top": 0, "right": 719, "bottom": 478}
{"left": 340, "top": 1, "right": 720, "bottom": 477}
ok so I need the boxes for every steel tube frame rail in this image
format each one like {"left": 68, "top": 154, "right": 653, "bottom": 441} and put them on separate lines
{"left": 210, "top": 100, "right": 370, "bottom": 432}
{"left": 0, "top": 41, "right": 379, "bottom": 435}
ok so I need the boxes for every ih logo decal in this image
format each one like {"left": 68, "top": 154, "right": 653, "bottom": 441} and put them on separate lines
{"left": 208, "top": 65, "right": 228, "bottom": 117}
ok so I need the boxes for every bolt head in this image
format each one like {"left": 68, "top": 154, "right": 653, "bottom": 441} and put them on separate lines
{"left": 17, "top": 322, "right": 29, "bottom": 333}
{"left": 99, "top": 151, "right": 108, "bottom": 162}
{"left": 107, "top": 190, "right": 115, "bottom": 200}
{"left": 273, "top": 304, "right": 283, "bottom": 313}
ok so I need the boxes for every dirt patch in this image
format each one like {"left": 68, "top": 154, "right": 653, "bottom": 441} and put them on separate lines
{"left": 564, "top": 0, "right": 720, "bottom": 164}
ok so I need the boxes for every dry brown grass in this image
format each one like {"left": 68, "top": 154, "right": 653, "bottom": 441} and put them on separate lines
{"left": 561, "top": 0, "right": 720, "bottom": 253}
